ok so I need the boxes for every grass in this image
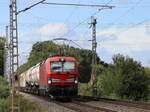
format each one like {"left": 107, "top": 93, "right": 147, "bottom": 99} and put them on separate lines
{"left": 0, "top": 95, "right": 48, "bottom": 112}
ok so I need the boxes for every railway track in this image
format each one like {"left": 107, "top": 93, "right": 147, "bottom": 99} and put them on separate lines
{"left": 76, "top": 96, "right": 150, "bottom": 110}
{"left": 21, "top": 93, "right": 150, "bottom": 112}
{"left": 21, "top": 93, "right": 117, "bottom": 112}
{"left": 54, "top": 101, "right": 117, "bottom": 112}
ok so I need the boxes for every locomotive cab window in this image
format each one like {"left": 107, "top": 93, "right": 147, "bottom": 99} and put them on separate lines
{"left": 51, "top": 61, "right": 75, "bottom": 72}
{"left": 63, "top": 62, "right": 75, "bottom": 72}
{"left": 51, "top": 62, "right": 62, "bottom": 72}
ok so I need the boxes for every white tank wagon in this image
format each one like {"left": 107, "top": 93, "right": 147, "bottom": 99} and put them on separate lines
{"left": 30, "top": 64, "right": 40, "bottom": 86}
{"left": 19, "top": 63, "right": 40, "bottom": 89}
{"left": 19, "top": 72, "right": 27, "bottom": 87}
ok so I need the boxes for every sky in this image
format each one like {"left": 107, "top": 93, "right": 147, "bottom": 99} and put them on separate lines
{"left": 0, "top": 0, "right": 150, "bottom": 66}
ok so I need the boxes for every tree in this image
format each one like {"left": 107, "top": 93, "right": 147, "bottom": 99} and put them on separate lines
{"left": 97, "top": 54, "right": 150, "bottom": 101}
{"left": 17, "top": 41, "right": 102, "bottom": 83}
{"left": 114, "top": 54, "right": 149, "bottom": 100}
{"left": 97, "top": 65, "right": 121, "bottom": 98}
{"left": 0, "top": 37, "right": 5, "bottom": 77}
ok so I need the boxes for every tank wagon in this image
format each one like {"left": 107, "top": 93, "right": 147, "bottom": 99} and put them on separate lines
{"left": 19, "top": 55, "right": 79, "bottom": 98}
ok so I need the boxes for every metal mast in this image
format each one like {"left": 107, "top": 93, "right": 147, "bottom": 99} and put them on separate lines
{"left": 10, "top": 0, "right": 19, "bottom": 111}
{"left": 90, "top": 16, "right": 97, "bottom": 89}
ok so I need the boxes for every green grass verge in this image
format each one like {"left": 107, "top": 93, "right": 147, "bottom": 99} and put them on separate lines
{"left": 0, "top": 95, "right": 48, "bottom": 112}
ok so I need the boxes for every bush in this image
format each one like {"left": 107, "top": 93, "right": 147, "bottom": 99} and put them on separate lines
{"left": 0, "top": 76, "right": 9, "bottom": 98}
{"left": 0, "top": 98, "right": 9, "bottom": 112}
{"left": 145, "top": 67, "right": 150, "bottom": 100}
{"left": 97, "top": 66, "right": 121, "bottom": 99}
{"left": 97, "top": 54, "right": 150, "bottom": 101}
{"left": 0, "top": 96, "right": 47, "bottom": 112}
{"left": 78, "top": 83, "right": 92, "bottom": 96}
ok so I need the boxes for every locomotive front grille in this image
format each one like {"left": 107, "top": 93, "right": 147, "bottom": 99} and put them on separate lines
{"left": 51, "top": 78, "right": 75, "bottom": 83}
{"left": 51, "top": 78, "right": 61, "bottom": 82}
{"left": 66, "top": 78, "right": 74, "bottom": 82}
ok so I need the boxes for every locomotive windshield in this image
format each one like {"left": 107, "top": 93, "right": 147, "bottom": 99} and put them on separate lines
{"left": 51, "top": 61, "right": 75, "bottom": 72}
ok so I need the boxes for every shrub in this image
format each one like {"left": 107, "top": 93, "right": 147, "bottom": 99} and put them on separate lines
{"left": 97, "top": 54, "right": 150, "bottom": 101}
{"left": 0, "top": 96, "right": 47, "bottom": 112}
{"left": 0, "top": 76, "right": 9, "bottom": 98}
{"left": 78, "top": 83, "right": 92, "bottom": 96}
{"left": 0, "top": 98, "right": 9, "bottom": 112}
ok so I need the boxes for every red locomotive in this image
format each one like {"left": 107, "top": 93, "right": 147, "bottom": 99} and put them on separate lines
{"left": 19, "top": 55, "right": 79, "bottom": 98}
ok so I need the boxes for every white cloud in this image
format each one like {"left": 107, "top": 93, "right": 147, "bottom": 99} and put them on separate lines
{"left": 19, "top": 23, "right": 69, "bottom": 64}
{"left": 97, "top": 24, "right": 150, "bottom": 54}
{"left": 37, "top": 23, "right": 68, "bottom": 39}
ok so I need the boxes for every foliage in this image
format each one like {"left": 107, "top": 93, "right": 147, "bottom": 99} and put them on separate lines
{"left": 97, "top": 54, "right": 150, "bottom": 101}
{"left": 144, "top": 67, "right": 150, "bottom": 100}
{"left": 0, "top": 98, "right": 9, "bottom": 112}
{"left": 0, "top": 37, "right": 5, "bottom": 77}
{"left": 17, "top": 41, "right": 102, "bottom": 83}
{"left": 0, "top": 76, "right": 9, "bottom": 112}
{"left": 97, "top": 65, "right": 121, "bottom": 99}
{"left": 78, "top": 83, "right": 92, "bottom": 96}
{"left": 0, "top": 96, "right": 47, "bottom": 112}
{"left": 0, "top": 75, "right": 46, "bottom": 112}
{"left": 0, "top": 76, "right": 9, "bottom": 98}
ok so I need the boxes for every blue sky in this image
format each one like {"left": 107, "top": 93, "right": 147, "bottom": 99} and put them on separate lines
{"left": 0, "top": 0, "right": 150, "bottom": 66}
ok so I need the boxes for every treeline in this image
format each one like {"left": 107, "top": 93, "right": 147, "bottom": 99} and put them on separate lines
{"left": 17, "top": 41, "right": 105, "bottom": 82}
{"left": 96, "top": 54, "right": 150, "bottom": 101}
{"left": 0, "top": 37, "right": 10, "bottom": 111}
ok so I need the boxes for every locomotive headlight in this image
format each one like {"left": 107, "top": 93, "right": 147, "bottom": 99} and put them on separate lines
{"left": 60, "top": 57, "right": 65, "bottom": 62}
{"left": 48, "top": 79, "right": 52, "bottom": 84}
{"left": 74, "top": 79, "right": 78, "bottom": 84}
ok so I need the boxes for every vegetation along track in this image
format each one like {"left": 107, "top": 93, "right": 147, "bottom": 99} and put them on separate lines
{"left": 77, "top": 96, "right": 150, "bottom": 110}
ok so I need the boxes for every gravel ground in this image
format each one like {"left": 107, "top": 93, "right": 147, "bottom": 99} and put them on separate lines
{"left": 84, "top": 101, "right": 150, "bottom": 112}
{"left": 20, "top": 93, "right": 75, "bottom": 112}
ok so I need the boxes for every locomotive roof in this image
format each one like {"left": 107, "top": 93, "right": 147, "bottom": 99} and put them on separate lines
{"left": 47, "top": 56, "right": 77, "bottom": 62}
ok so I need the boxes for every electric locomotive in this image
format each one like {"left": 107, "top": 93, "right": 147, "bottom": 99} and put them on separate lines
{"left": 19, "top": 55, "right": 79, "bottom": 98}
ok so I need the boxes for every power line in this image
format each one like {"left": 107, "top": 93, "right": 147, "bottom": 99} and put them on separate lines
{"left": 17, "top": 0, "right": 46, "bottom": 15}
{"left": 63, "top": 1, "right": 81, "bottom": 23}
{"left": 52, "top": 38, "right": 83, "bottom": 49}
{"left": 16, "top": 0, "right": 114, "bottom": 41}
{"left": 107, "top": 0, "right": 143, "bottom": 28}
{"left": 106, "top": 0, "right": 114, "bottom": 4}
{"left": 114, "top": 18, "right": 150, "bottom": 34}
{"left": 56, "top": 0, "right": 114, "bottom": 38}
{"left": 41, "top": 0, "right": 114, "bottom": 37}
{"left": 59, "top": 10, "right": 109, "bottom": 38}
{"left": 42, "top": 2, "right": 114, "bottom": 8}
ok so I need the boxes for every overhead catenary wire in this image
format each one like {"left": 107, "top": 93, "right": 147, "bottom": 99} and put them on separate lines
{"left": 17, "top": 0, "right": 115, "bottom": 49}
{"left": 42, "top": 2, "right": 115, "bottom": 8}
{"left": 98, "top": 18, "right": 150, "bottom": 37}
{"left": 106, "top": 0, "right": 143, "bottom": 28}
{"left": 58, "top": 0, "right": 114, "bottom": 37}
{"left": 40, "top": 0, "right": 114, "bottom": 38}
{"left": 116, "top": 18, "right": 150, "bottom": 34}
{"left": 17, "top": 0, "right": 46, "bottom": 15}
{"left": 16, "top": 0, "right": 114, "bottom": 41}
